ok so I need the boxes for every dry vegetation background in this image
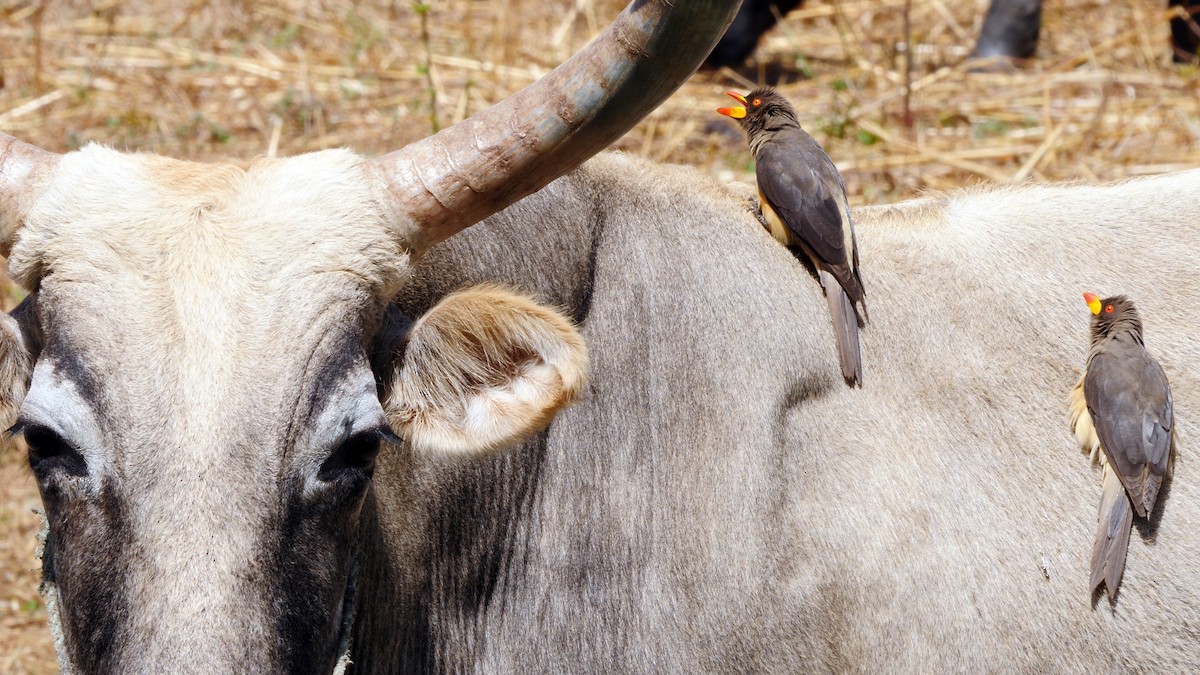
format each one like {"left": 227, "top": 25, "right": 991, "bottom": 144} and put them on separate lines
{"left": 1, "top": 0, "right": 1198, "bottom": 670}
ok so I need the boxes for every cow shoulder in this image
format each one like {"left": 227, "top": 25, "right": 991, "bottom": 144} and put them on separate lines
{"left": 382, "top": 284, "right": 586, "bottom": 454}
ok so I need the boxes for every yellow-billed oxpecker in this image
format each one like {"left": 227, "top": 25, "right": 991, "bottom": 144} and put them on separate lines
{"left": 718, "top": 87, "right": 867, "bottom": 387}
{"left": 1069, "top": 292, "right": 1174, "bottom": 600}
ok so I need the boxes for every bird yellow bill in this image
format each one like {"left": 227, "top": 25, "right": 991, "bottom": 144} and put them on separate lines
{"left": 1083, "top": 291, "right": 1102, "bottom": 315}
{"left": 717, "top": 91, "right": 749, "bottom": 118}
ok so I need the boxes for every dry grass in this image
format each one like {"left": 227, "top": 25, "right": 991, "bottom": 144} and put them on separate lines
{"left": 1, "top": 0, "right": 1198, "bottom": 669}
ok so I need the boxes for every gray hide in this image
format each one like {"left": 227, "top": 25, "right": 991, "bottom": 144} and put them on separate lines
{"left": 353, "top": 150, "right": 1199, "bottom": 671}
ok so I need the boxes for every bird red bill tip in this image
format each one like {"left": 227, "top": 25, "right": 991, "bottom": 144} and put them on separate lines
{"left": 717, "top": 106, "right": 746, "bottom": 119}
{"left": 1083, "top": 292, "right": 1102, "bottom": 315}
{"left": 724, "top": 91, "right": 748, "bottom": 105}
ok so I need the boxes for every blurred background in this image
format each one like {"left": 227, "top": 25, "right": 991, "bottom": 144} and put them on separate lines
{"left": 2, "top": 0, "right": 1198, "bottom": 670}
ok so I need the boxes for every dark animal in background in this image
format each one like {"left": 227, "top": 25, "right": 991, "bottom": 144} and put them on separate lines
{"left": 1170, "top": 0, "right": 1200, "bottom": 61}
{"left": 704, "top": 0, "right": 1200, "bottom": 69}
{"left": 976, "top": 0, "right": 1200, "bottom": 64}
{"left": 704, "top": 0, "right": 804, "bottom": 69}
{"left": 1069, "top": 293, "right": 1175, "bottom": 600}
{"left": 971, "top": 0, "right": 1042, "bottom": 64}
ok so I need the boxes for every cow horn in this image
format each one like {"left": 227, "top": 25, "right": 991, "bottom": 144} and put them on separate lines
{"left": 0, "top": 133, "right": 56, "bottom": 258}
{"left": 372, "top": 0, "right": 739, "bottom": 255}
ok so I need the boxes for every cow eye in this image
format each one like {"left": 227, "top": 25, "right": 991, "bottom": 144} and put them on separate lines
{"left": 10, "top": 421, "right": 88, "bottom": 477}
{"left": 318, "top": 428, "right": 392, "bottom": 481}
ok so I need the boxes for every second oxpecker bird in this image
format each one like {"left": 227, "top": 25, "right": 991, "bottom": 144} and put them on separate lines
{"left": 1068, "top": 293, "right": 1174, "bottom": 600}
{"left": 718, "top": 88, "right": 867, "bottom": 387}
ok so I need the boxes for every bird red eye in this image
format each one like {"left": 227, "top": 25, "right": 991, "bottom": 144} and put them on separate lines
{"left": 752, "top": 98, "right": 761, "bottom": 106}
{"left": 1105, "top": 304, "right": 1114, "bottom": 313}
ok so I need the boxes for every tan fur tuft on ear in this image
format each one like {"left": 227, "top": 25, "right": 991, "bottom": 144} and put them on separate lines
{"left": 384, "top": 284, "right": 587, "bottom": 455}
{"left": 0, "top": 312, "right": 31, "bottom": 435}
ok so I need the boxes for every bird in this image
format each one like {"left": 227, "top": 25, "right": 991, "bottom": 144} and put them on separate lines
{"left": 1068, "top": 292, "right": 1174, "bottom": 600}
{"left": 718, "top": 87, "right": 867, "bottom": 386}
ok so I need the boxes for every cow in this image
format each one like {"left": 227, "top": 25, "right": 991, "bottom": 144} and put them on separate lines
{"left": 0, "top": 1, "right": 738, "bottom": 671}
{"left": 974, "top": 0, "right": 1200, "bottom": 64}
{"left": 704, "top": 0, "right": 804, "bottom": 69}
{"left": 3, "top": 1, "right": 1200, "bottom": 673}
{"left": 704, "top": 0, "right": 1200, "bottom": 69}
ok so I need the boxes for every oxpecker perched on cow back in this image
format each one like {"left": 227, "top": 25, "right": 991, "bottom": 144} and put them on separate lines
{"left": 718, "top": 87, "right": 867, "bottom": 387}
{"left": 1068, "top": 292, "right": 1175, "bottom": 601}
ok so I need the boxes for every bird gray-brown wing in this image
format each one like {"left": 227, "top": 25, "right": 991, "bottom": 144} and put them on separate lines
{"left": 1084, "top": 341, "right": 1173, "bottom": 517}
{"left": 754, "top": 139, "right": 849, "bottom": 269}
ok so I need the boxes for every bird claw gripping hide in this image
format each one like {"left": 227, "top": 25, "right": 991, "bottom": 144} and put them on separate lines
{"left": 744, "top": 195, "right": 772, "bottom": 230}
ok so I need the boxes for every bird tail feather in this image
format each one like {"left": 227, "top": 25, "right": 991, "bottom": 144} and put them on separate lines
{"left": 1090, "top": 463, "right": 1133, "bottom": 600}
{"left": 819, "top": 269, "right": 862, "bottom": 387}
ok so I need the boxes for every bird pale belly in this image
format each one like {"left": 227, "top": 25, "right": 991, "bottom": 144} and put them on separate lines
{"left": 833, "top": 190, "right": 857, "bottom": 272}
{"left": 1069, "top": 373, "right": 1102, "bottom": 464}
{"left": 757, "top": 188, "right": 792, "bottom": 246}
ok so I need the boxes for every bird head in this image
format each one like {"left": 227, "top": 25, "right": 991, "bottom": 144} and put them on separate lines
{"left": 716, "top": 87, "right": 799, "bottom": 135}
{"left": 1082, "top": 292, "right": 1143, "bottom": 340}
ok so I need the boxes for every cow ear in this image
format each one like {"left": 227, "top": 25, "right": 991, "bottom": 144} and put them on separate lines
{"left": 0, "top": 310, "right": 33, "bottom": 433}
{"left": 383, "top": 285, "right": 587, "bottom": 455}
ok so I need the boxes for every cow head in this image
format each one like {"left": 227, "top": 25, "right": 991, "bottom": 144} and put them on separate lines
{"left": 0, "top": 145, "right": 590, "bottom": 672}
{"left": 0, "top": 1, "right": 738, "bottom": 671}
